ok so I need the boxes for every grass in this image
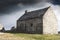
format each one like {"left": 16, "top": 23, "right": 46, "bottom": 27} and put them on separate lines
{"left": 11, "top": 33, "right": 60, "bottom": 40}
{"left": 0, "top": 33, "right": 60, "bottom": 40}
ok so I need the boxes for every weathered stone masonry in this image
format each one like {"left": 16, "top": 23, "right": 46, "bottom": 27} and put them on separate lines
{"left": 17, "top": 6, "right": 58, "bottom": 34}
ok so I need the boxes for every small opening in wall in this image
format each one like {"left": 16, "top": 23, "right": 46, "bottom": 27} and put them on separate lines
{"left": 31, "top": 23, "right": 33, "bottom": 27}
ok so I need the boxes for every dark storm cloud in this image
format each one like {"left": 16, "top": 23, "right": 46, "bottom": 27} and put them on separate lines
{"left": 0, "top": 0, "right": 60, "bottom": 9}
{"left": 0, "top": 0, "right": 41, "bottom": 7}
{"left": 0, "top": 0, "right": 43, "bottom": 8}
{"left": 0, "top": 0, "right": 60, "bottom": 14}
{"left": 0, "top": 0, "right": 42, "bottom": 14}
{"left": 51, "top": 0, "right": 60, "bottom": 5}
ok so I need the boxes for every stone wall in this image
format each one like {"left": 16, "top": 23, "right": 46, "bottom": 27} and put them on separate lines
{"left": 17, "top": 18, "right": 43, "bottom": 34}
{"left": 43, "top": 7, "right": 58, "bottom": 34}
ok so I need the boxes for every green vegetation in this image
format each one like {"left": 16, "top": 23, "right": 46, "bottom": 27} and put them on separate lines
{"left": 11, "top": 33, "right": 60, "bottom": 40}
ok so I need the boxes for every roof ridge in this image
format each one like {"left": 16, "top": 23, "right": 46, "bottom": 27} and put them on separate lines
{"left": 27, "top": 6, "right": 50, "bottom": 13}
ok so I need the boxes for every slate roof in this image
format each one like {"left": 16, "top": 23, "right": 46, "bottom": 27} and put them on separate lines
{"left": 18, "top": 7, "right": 50, "bottom": 21}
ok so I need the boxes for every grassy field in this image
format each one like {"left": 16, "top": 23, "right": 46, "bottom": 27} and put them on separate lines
{"left": 11, "top": 33, "right": 60, "bottom": 40}
{"left": 0, "top": 33, "right": 60, "bottom": 40}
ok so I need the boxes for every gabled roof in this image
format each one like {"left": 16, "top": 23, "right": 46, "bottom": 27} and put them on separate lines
{"left": 18, "top": 7, "right": 50, "bottom": 21}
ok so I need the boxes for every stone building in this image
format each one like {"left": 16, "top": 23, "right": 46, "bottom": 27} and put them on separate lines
{"left": 16, "top": 6, "right": 58, "bottom": 34}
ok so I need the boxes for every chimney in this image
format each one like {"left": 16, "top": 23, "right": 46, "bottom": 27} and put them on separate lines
{"left": 25, "top": 10, "right": 27, "bottom": 14}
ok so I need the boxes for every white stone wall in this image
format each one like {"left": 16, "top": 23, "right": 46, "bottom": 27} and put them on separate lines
{"left": 43, "top": 7, "right": 58, "bottom": 34}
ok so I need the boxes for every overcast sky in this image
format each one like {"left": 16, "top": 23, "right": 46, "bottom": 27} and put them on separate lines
{"left": 0, "top": 0, "right": 60, "bottom": 31}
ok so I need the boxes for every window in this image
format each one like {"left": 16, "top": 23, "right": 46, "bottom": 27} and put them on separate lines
{"left": 31, "top": 23, "right": 33, "bottom": 27}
